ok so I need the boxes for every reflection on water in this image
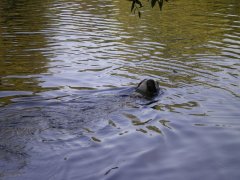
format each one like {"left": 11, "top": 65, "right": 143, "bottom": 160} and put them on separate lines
{"left": 0, "top": 0, "right": 240, "bottom": 179}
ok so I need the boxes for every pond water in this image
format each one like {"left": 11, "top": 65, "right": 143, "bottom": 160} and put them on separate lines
{"left": 0, "top": 0, "right": 240, "bottom": 179}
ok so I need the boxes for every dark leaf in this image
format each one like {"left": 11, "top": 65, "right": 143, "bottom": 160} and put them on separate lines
{"left": 131, "top": 1, "right": 135, "bottom": 12}
{"left": 158, "top": 0, "right": 163, "bottom": 11}
{"left": 138, "top": 11, "right": 141, "bottom": 18}
{"left": 151, "top": 0, "right": 157, "bottom": 8}
{"left": 136, "top": 0, "right": 143, "bottom": 8}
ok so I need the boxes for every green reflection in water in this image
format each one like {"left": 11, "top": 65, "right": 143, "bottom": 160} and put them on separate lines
{"left": 0, "top": 0, "right": 55, "bottom": 106}
{"left": 115, "top": 0, "right": 240, "bottom": 92}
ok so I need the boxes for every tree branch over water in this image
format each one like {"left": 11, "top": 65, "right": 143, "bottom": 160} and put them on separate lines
{"left": 129, "top": 0, "right": 168, "bottom": 17}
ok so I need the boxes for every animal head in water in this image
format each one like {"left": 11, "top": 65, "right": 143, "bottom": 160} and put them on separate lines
{"left": 136, "top": 79, "right": 160, "bottom": 98}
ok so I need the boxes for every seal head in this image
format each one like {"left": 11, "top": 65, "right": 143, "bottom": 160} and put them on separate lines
{"left": 136, "top": 79, "right": 160, "bottom": 98}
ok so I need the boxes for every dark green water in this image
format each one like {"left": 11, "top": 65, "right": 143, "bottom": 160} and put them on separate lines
{"left": 0, "top": 0, "right": 240, "bottom": 179}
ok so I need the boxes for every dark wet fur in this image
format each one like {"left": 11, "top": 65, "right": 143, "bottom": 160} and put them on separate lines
{"left": 136, "top": 79, "right": 160, "bottom": 98}
{"left": 147, "top": 79, "right": 158, "bottom": 95}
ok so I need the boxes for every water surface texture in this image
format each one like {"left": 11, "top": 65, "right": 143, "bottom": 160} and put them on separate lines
{"left": 0, "top": 0, "right": 240, "bottom": 179}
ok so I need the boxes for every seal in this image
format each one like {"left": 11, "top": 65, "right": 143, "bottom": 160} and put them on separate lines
{"left": 136, "top": 79, "right": 160, "bottom": 98}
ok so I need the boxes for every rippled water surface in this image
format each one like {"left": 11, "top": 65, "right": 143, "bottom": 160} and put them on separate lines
{"left": 0, "top": 0, "right": 240, "bottom": 179}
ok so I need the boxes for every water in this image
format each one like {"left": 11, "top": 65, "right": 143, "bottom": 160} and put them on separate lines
{"left": 0, "top": 0, "right": 240, "bottom": 179}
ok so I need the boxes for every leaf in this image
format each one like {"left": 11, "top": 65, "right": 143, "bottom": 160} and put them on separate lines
{"left": 131, "top": 1, "right": 135, "bottom": 12}
{"left": 151, "top": 0, "right": 157, "bottom": 8}
{"left": 138, "top": 11, "right": 141, "bottom": 18}
{"left": 158, "top": 0, "right": 164, "bottom": 11}
{"left": 136, "top": 0, "right": 143, "bottom": 8}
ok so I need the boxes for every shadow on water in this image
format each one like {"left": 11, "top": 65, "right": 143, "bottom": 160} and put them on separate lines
{"left": 0, "top": 86, "right": 164, "bottom": 178}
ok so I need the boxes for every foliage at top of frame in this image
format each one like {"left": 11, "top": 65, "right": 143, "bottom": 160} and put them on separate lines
{"left": 129, "top": 0, "right": 168, "bottom": 17}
